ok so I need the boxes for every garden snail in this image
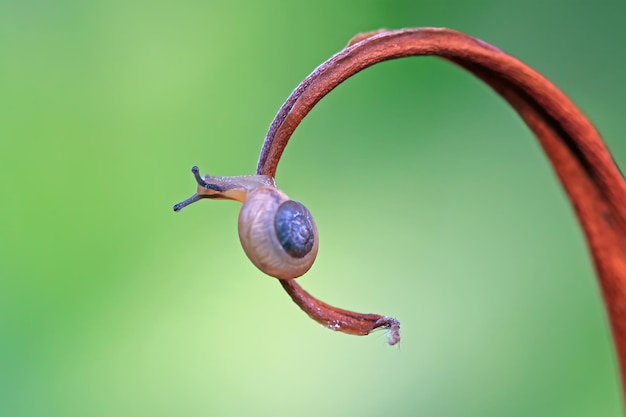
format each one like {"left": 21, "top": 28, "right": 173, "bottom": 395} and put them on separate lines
{"left": 173, "top": 166, "right": 318, "bottom": 279}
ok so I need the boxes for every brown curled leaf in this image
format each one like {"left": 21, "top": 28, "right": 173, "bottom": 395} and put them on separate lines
{"left": 346, "top": 29, "right": 389, "bottom": 47}
{"left": 280, "top": 279, "right": 400, "bottom": 345}
{"left": 258, "top": 27, "right": 626, "bottom": 396}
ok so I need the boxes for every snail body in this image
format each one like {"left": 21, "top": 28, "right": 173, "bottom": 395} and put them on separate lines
{"left": 173, "top": 166, "right": 318, "bottom": 280}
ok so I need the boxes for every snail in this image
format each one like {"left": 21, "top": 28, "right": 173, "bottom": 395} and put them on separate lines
{"left": 173, "top": 166, "right": 318, "bottom": 279}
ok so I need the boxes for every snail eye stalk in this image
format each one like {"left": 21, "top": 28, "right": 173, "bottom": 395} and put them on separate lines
{"left": 191, "top": 166, "right": 207, "bottom": 187}
{"left": 172, "top": 166, "right": 210, "bottom": 212}
{"left": 173, "top": 193, "right": 206, "bottom": 212}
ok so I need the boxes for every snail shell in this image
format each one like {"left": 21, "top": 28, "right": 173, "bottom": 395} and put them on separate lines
{"left": 238, "top": 187, "right": 318, "bottom": 279}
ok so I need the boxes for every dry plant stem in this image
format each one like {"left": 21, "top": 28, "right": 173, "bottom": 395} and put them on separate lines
{"left": 257, "top": 28, "right": 626, "bottom": 394}
{"left": 280, "top": 280, "right": 401, "bottom": 345}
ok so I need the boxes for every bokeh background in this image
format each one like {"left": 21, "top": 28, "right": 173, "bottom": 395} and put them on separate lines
{"left": 2, "top": 1, "right": 625, "bottom": 416}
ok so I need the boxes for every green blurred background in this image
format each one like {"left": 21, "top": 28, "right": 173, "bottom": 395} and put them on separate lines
{"left": 1, "top": 1, "right": 625, "bottom": 416}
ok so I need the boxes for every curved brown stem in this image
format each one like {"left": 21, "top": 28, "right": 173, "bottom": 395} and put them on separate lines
{"left": 257, "top": 28, "right": 626, "bottom": 395}
{"left": 280, "top": 280, "right": 400, "bottom": 345}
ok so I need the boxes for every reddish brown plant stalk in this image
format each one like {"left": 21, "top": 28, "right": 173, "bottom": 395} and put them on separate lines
{"left": 257, "top": 28, "right": 626, "bottom": 395}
